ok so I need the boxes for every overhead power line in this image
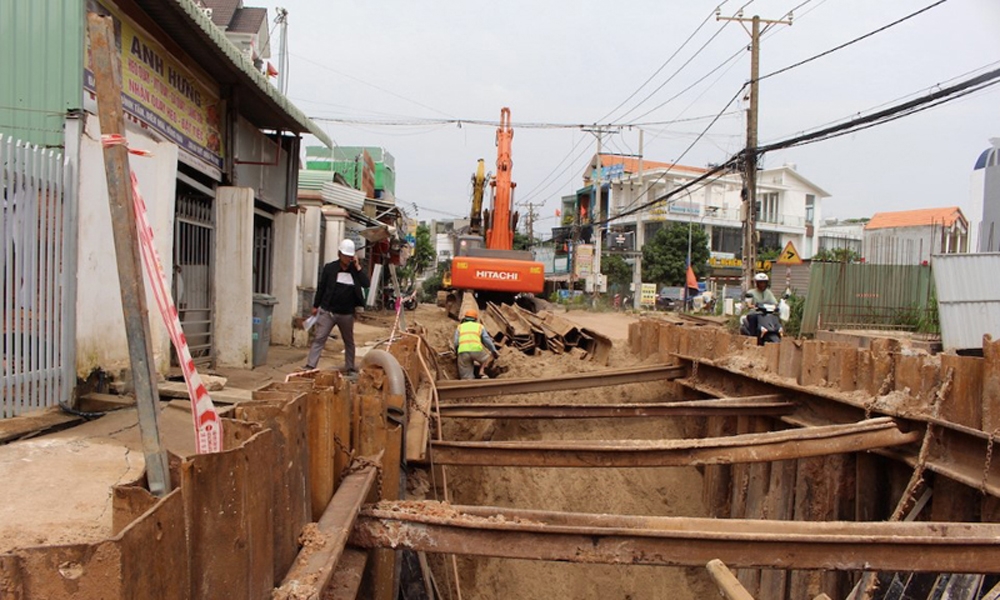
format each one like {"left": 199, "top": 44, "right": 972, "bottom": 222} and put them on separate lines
{"left": 603, "top": 64, "right": 1000, "bottom": 228}
{"left": 307, "top": 111, "right": 743, "bottom": 130}
{"left": 758, "top": 0, "right": 950, "bottom": 83}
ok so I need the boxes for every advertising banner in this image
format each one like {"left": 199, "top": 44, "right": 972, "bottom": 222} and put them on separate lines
{"left": 86, "top": 1, "right": 225, "bottom": 170}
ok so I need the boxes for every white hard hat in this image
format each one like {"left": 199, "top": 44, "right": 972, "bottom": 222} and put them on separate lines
{"left": 754, "top": 272, "right": 769, "bottom": 282}
{"left": 339, "top": 239, "right": 356, "bottom": 257}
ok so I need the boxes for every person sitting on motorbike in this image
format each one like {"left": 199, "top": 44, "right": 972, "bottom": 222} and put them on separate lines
{"left": 740, "top": 273, "right": 779, "bottom": 337}
{"left": 454, "top": 307, "right": 499, "bottom": 379}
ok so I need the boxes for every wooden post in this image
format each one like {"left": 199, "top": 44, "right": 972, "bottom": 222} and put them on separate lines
{"left": 86, "top": 14, "right": 170, "bottom": 496}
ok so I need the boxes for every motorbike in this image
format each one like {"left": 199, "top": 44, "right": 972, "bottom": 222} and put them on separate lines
{"left": 755, "top": 303, "right": 783, "bottom": 346}
{"left": 739, "top": 297, "right": 783, "bottom": 346}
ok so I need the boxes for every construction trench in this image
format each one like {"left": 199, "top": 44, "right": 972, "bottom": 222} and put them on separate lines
{"left": 2, "top": 309, "right": 1000, "bottom": 599}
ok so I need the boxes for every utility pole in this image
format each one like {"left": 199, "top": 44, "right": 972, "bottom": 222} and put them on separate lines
{"left": 276, "top": 8, "right": 289, "bottom": 95}
{"left": 581, "top": 127, "right": 605, "bottom": 294}
{"left": 717, "top": 9, "right": 791, "bottom": 290}
{"left": 525, "top": 201, "right": 537, "bottom": 244}
{"left": 633, "top": 129, "right": 644, "bottom": 310}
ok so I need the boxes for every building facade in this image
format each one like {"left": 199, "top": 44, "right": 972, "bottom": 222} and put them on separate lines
{"left": 971, "top": 139, "right": 1000, "bottom": 252}
{"left": 863, "top": 207, "right": 969, "bottom": 265}
{"left": 0, "top": 0, "right": 331, "bottom": 394}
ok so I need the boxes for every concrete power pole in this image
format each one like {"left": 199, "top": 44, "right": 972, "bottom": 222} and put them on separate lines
{"left": 717, "top": 10, "right": 791, "bottom": 290}
{"left": 592, "top": 132, "right": 603, "bottom": 294}
{"left": 633, "top": 128, "right": 644, "bottom": 310}
{"left": 525, "top": 201, "right": 537, "bottom": 244}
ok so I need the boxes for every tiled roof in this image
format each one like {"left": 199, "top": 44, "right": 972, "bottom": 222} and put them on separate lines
{"left": 228, "top": 7, "right": 266, "bottom": 34}
{"left": 865, "top": 207, "right": 966, "bottom": 230}
{"left": 200, "top": 0, "right": 241, "bottom": 28}
{"left": 599, "top": 154, "right": 707, "bottom": 175}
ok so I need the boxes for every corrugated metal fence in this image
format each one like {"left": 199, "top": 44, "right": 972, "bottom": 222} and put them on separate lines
{"left": 1, "top": 135, "right": 76, "bottom": 417}
{"left": 801, "top": 262, "right": 936, "bottom": 336}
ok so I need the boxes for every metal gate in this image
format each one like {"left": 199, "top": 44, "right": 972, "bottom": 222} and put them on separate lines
{"left": 174, "top": 186, "right": 214, "bottom": 366}
{"left": 1, "top": 135, "right": 76, "bottom": 417}
{"left": 253, "top": 211, "right": 274, "bottom": 294}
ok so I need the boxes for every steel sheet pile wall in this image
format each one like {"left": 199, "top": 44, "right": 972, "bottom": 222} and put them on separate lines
{"left": 0, "top": 376, "right": 365, "bottom": 599}
{"left": 628, "top": 319, "right": 1000, "bottom": 599}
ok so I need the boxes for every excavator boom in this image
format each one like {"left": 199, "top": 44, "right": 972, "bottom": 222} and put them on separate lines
{"left": 469, "top": 159, "right": 486, "bottom": 236}
{"left": 486, "top": 107, "right": 515, "bottom": 251}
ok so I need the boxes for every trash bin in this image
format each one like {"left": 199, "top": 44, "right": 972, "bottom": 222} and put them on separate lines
{"left": 251, "top": 294, "right": 278, "bottom": 367}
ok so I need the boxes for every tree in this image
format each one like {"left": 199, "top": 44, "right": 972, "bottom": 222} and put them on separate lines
{"left": 812, "top": 247, "right": 861, "bottom": 263}
{"left": 642, "top": 221, "right": 710, "bottom": 286}
{"left": 513, "top": 231, "right": 533, "bottom": 251}
{"left": 400, "top": 224, "right": 435, "bottom": 284}
{"left": 601, "top": 254, "right": 632, "bottom": 294}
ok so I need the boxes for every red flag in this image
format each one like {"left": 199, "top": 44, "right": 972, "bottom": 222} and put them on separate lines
{"left": 266, "top": 62, "right": 279, "bottom": 78}
{"left": 685, "top": 264, "right": 698, "bottom": 291}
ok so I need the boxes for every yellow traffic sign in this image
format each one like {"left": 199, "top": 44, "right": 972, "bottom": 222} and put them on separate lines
{"left": 776, "top": 241, "right": 803, "bottom": 265}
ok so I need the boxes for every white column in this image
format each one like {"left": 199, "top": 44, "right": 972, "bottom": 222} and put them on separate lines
{"left": 300, "top": 204, "right": 323, "bottom": 289}
{"left": 271, "top": 209, "right": 302, "bottom": 346}
{"left": 322, "top": 206, "right": 348, "bottom": 264}
{"left": 75, "top": 117, "right": 177, "bottom": 378}
{"left": 213, "top": 187, "right": 254, "bottom": 368}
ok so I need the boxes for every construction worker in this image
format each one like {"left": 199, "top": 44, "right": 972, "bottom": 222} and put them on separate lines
{"left": 453, "top": 308, "right": 499, "bottom": 380}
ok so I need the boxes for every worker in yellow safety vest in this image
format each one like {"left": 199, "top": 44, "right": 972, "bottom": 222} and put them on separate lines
{"left": 453, "top": 307, "right": 499, "bottom": 379}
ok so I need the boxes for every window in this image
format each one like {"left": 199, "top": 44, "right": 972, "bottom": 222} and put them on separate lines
{"left": 710, "top": 226, "right": 743, "bottom": 256}
{"left": 805, "top": 194, "right": 815, "bottom": 225}
{"left": 757, "top": 192, "right": 780, "bottom": 224}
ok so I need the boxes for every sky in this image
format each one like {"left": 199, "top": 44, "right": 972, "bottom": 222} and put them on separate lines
{"left": 271, "top": 0, "right": 1000, "bottom": 234}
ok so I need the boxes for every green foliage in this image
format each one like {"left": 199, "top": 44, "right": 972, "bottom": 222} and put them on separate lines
{"left": 601, "top": 254, "right": 633, "bottom": 293}
{"left": 513, "top": 231, "right": 534, "bottom": 251}
{"left": 783, "top": 293, "right": 807, "bottom": 338}
{"left": 561, "top": 214, "right": 575, "bottom": 226}
{"left": 758, "top": 247, "right": 781, "bottom": 262}
{"left": 812, "top": 247, "right": 861, "bottom": 263}
{"left": 420, "top": 259, "right": 450, "bottom": 301}
{"left": 400, "top": 224, "right": 436, "bottom": 285}
{"left": 641, "top": 221, "right": 710, "bottom": 286}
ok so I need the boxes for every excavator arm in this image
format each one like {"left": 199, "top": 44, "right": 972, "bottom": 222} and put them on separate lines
{"left": 486, "top": 107, "right": 515, "bottom": 251}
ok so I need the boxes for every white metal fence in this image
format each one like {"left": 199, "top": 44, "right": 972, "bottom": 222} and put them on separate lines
{"left": 1, "top": 134, "right": 76, "bottom": 417}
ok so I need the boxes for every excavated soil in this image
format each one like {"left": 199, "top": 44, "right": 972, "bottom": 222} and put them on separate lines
{"left": 406, "top": 304, "right": 716, "bottom": 600}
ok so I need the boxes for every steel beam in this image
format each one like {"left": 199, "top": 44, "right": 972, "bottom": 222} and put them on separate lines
{"left": 435, "top": 364, "right": 685, "bottom": 400}
{"left": 678, "top": 361, "right": 1000, "bottom": 498}
{"left": 430, "top": 417, "right": 921, "bottom": 467}
{"left": 274, "top": 465, "right": 377, "bottom": 599}
{"left": 350, "top": 502, "right": 1000, "bottom": 573}
{"left": 436, "top": 395, "right": 793, "bottom": 419}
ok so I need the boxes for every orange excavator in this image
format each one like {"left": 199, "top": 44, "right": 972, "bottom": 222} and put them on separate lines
{"left": 443, "top": 107, "right": 545, "bottom": 318}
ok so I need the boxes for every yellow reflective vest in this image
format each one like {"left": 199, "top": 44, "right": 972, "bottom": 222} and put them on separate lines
{"left": 457, "top": 321, "right": 484, "bottom": 353}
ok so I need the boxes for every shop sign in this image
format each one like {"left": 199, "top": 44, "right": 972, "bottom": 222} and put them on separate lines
{"left": 86, "top": 1, "right": 225, "bottom": 170}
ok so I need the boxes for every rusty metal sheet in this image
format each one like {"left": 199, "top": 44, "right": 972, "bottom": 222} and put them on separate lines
{"left": 119, "top": 487, "right": 189, "bottom": 600}
{"left": 435, "top": 364, "right": 685, "bottom": 400}
{"left": 182, "top": 429, "right": 275, "bottom": 598}
{"left": 430, "top": 418, "right": 921, "bottom": 467}
{"left": 275, "top": 466, "right": 377, "bottom": 599}
{"left": 436, "top": 396, "right": 793, "bottom": 419}
{"left": 236, "top": 396, "right": 312, "bottom": 579}
{"left": 323, "top": 548, "right": 369, "bottom": 600}
{"left": 350, "top": 502, "right": 1000, "bottom": 573}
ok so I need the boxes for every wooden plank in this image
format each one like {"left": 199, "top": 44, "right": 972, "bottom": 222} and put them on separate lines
{"left": 119, "top": 488, "right": 189, "bottom": 600}
{"left": 322, "top": 548, "right": 368, "bottom": 600}
{"left": 308, "top": 388, "right": 337, "bottom": 522}
{"left": 0, "top": 407, "right": 81, "bottom": 444}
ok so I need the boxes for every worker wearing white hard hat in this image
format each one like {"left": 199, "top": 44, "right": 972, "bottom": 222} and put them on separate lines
{"left": 305, "top": 238, "right": 370, "bottom": 374}
{"left": 748, "top": 272, "right": 778, "bottom": 307}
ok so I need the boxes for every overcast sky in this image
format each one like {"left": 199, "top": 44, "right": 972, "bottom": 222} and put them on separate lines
{"left": 274, "top": 0, "right": 1000, "bottom": 233}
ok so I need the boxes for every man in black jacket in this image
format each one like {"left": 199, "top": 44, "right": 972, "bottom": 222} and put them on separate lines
{"left": 305, "top": 238, "right": 371, "bottom": 373}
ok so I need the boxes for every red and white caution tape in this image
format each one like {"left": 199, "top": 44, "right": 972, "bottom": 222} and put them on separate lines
{"left": 128, "top": 165, "right": 222, "bottom": 454}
